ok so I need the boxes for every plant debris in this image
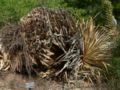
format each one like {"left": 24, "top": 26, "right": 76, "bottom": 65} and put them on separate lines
{"left": 0, "top": 7, "right": 113, "bottom": 83}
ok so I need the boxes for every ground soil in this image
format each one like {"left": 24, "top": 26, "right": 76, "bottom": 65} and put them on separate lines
{"left": 0, "top": 72, "right": 112, "bottom": 90}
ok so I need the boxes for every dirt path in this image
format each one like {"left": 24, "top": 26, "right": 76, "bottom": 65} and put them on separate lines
{"left": 0, "top": 72, "right": 112, "bottom": 90}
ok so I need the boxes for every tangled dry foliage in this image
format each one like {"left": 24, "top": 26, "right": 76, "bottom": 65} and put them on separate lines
{"left": 0, "top": 7, "right": 113, "bottom": 83}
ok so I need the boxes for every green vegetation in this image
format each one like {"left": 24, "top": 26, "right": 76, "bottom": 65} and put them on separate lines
{"left": 112, "top": 0, "right": 120, "bottom": 21}
{"left": 0, "top": 0, "right": 39, "bottom": 27}
{"left": 110, "top": 36, "right": 120, "bottom": 82}
{"left": 101, "top": 0, "right": 114, "bottom": 29}
{"left": 0, "top": 0, "right": 118, "bottom": 28}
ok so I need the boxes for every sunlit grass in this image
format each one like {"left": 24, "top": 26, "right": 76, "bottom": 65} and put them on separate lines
{"left": 0, "top": 0, "right": 39, "bottom": 27}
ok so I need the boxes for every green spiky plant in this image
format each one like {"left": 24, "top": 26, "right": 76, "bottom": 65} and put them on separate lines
{"left": 101, "top": 0, "right": 115, "bottom": 31}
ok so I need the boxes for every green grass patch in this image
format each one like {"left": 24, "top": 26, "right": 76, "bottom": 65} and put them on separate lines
{"left": 0, "top": 0, "right": 39, "bottom": 27}
{"left": 108, "top": 58, "right": 120, "bottom": 80}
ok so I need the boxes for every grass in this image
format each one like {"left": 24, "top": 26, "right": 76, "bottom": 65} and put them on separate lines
{"left": 110, "top": 36, "right": 120, "bottom": 81}
{"left": 105, "top": 58, "right": 120, "bottom": 90}
{"left": 0, "top": 0, "right": 87, "bottom": 28}
{"left": 0, "top": 0, "right": 40, "bottom": 27}
{"left": 105, "top": 35, "right": 120, "bottom": 89}
{"left": 112, "top": 58, "right": 120, "bottom": 82}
